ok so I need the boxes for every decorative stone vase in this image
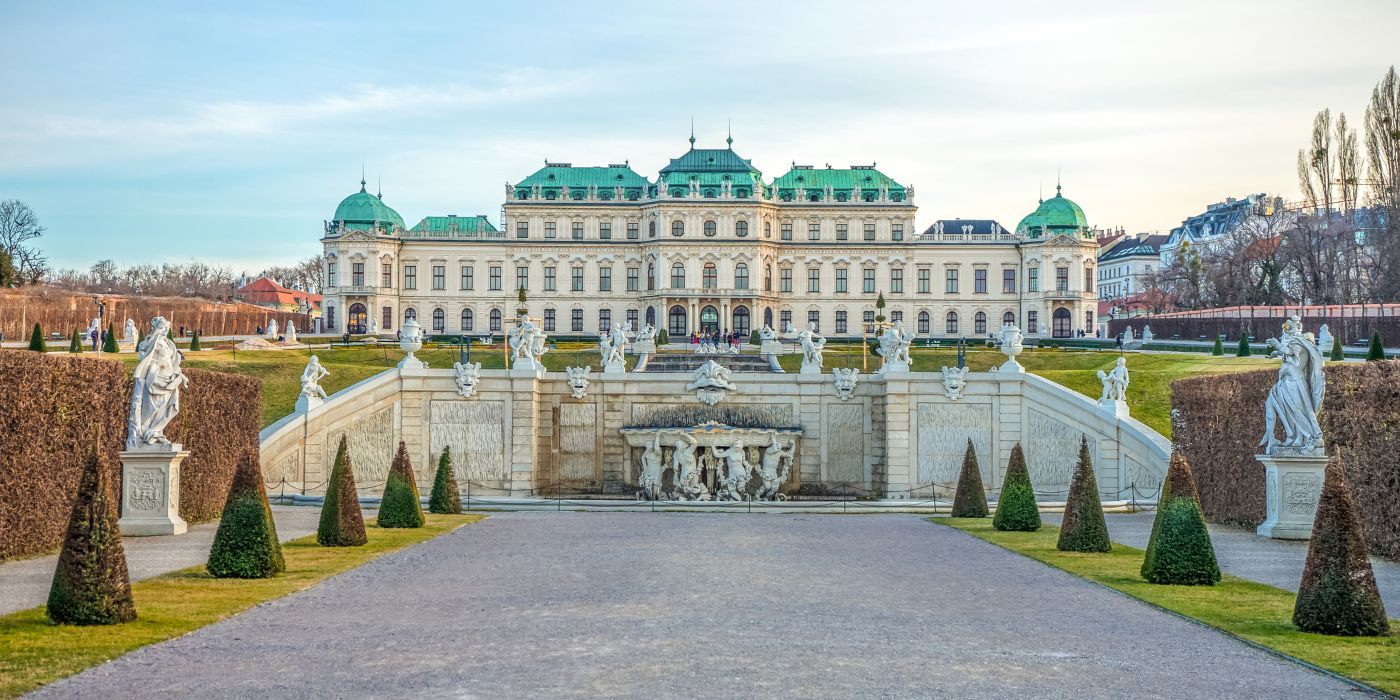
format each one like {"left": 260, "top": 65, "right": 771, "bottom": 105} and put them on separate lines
{"left": 399, "top": 318, "right": 425, "bottom": 370}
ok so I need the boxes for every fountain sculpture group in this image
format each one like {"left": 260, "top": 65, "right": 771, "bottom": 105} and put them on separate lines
{"left": 626, "top": 424, "right": 800, "bottom": 501}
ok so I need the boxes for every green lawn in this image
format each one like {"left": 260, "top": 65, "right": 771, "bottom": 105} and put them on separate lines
{"left": 0, "top": 514, "right": 485, "bottom": 698}
{"left": 938, "top": 518, "right": 1399, "bottom": 694}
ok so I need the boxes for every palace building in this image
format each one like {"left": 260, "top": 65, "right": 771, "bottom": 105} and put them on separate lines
{"left": 319, "top": 136, "right": 1099, "bottom": 341}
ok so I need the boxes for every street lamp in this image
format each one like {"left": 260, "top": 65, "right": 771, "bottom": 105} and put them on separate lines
{"left": 91, "top": 294, "right": 108, "bottom": 357}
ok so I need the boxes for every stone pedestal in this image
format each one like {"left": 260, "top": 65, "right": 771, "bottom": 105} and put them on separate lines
{"left": 510, "top": 362, "right": 544, "bottom": 379}
{"left": 879, "top": 360, "right": 910, "bottom": 375}
{"left": 998, "top": 358, "right": 1024, "bottom": 373}
{"left": 1255, "top": 452, "right": 1327, "bottom": 540}
{"left": 295, "top": 394, "right": 324, "bottom": 413}
{"left": 760, "top": 340, "right": 784, "bottom": 356}
{"left": 1098, "top": 399, "right": 1129, "bottom": 418}
{"left": 799, "top": 360, "right": 822, "bottom": 375}
{"left": 397, "top": 354, "right": 426, "bottom": 370}
{"left": 602, "top": 359, "right": 626, "bottom": 376}
{"left": 118, "top": 447, "right": 189, "bottom": 536}
{"left": 633, "top": 341, "right": 657, "bottom": 355}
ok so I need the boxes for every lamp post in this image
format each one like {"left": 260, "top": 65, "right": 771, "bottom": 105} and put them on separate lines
{"left": 92, "top": 294, "right": 108, "bottom": 358}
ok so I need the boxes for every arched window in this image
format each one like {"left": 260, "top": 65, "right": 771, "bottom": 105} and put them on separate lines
{"left": 764, "top": 307, "right": 774, "bottom": 328}
{"left": 736, "top": 221, "right": 749, "bottom": 237}
{"left": 672, "top": 220, "right": 685, "bottom": 237}
{"left": 404, "top": 307, "right": 417, "bottom": 322}
{"left": 461, "top": 309, "right": 473, "bottom": 331}
{"left": 734, "top": 263, "right": 749, "bottom": 290}
{"left": 490, "top": 308, "right": 502, "bottom": 333}
{"left": 668, "top": 305, "right": 687, "bottom": 337}
{"left": 1002, "top": 311, "right": 1015, "bottom": 328}
{"left": 645, "top": 306, "right": 656, "bottom": 327}
{"left": 918, "top": 310, "right": 930, "bottom": 334}
{"left": 704, "top": 220, "right": 717, "bottom": 237}
{"left": 671, "top": 263, "right": 686, "bottom": 289}
{"left": 703, "top": 263, "right": 717, "bottom": 289}
{"left": 649, "top": 220, "right": 656, "bottom": 238}
{"left": 975, "top": 311, "right": 987, "bottom": 335}
{"left": 945, "top": 311, "right": 958, "bottom": 335}
{"left": 1053, "top": 307, "right": 1072, "bottom": 338}
{"left": 733, "top": 306, "right": 751, "bottom": 335}
{"left": 432, "top": 308, "right": 445, "bottom": 332}
{"left": 764, "top": 221, "right": 772, "bottom": 238}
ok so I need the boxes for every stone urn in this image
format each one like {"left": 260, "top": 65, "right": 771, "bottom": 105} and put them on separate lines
{"left": 399, "top": 317, "right": 425, "bottom": 369}
{"left": 998, "top": 323, "right": 1024, "bottom": 373}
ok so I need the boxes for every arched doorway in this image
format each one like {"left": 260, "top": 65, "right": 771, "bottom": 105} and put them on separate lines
{"left": 348, "top": 303, "right": 367, "bottom": 334}
{"left": 1052, "top": 307, "right": 1072, "bottom": 338}
{"left": 700, "top": 305, "right": 720, "bottom": 334}
{"left": 668, "top": 305, "right": 687, "bottom": 337}
{"left": 732, "top": 306, "right": 751, "bottom": 336}
{"left": 763, "top": 307, "right": 774, "bottom": 329}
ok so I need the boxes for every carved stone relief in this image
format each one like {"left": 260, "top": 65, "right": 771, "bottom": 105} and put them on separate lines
{"left": 267, "top": 450, "right": 301, "bottom": 486}
{"left": 825, "top": 404, "right": 865, "bottom": 483}
{"left": 1026, "top": 409, "right": 1095, "bottom": 493}
{"left": 916, "top": 403, "right": 992, "bottom": 484}
{"left": 326, "top": 405, "right": 394, "bottom": 484}
{"left": 559, "top": 403, "right": 598, "bottom": 481}
{"left": 1284, "top": 472, "right": 1321, "bottom": 515}
{"left": 429, "top": 400, "right": 506, "bottom": 482}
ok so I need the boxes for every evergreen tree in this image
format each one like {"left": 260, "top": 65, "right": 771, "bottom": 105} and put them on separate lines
{"left": 317, "top": 436, "right": 367, "bottom": 546}
{"left": 69, "top": 329, "right": 83, "bottom": 353}
{"left": 1367, "top": 331, "right": 1385, "bottom": 361}
{"left": 749, "top": 329, "right": 761, "bottom": 346}
{"left": 28, "top": 322, "right": 46, "bottom": 352}
{"left": 657, "top": 329, "right": 668, "bottom": 345}
{"left": 992, "top": 443, "right": 1041, "bottom": 531}
{"left": 1057, "top": 436, "right": 1111, "bottom": 552}
{"left": 47, "top": 437, "right": 136, "bottom": 625}
{"left": 102, "top": 323, "right": 118, "bottom": 353}
{"left": 378, "top": 441, "right": 425, "bottom": 528}
{"left": 207, "top": 448, "right": 285, "bottom": 578}
{"left": 1141, "top": 453, "right": 1220, "bottom": 585}
{"left": 428, "top": 446, "right": 462, "bottom": 515}
{"left": 1330, "top": 334, "right": 1344, "bottom": 362}
{"left": 189, "top": 331, "right": 201, "bottom": 352}
{"left": 1293, "top": 455, "right": 1390, "bottom": 636}
{"left": 1211, "top": 334, "right": 1224, "bottom": 356}
{"left": 1236, "top": 334, "right": 1251, "bottom": 357}
{"left": 950, "top": 439, "right": 988, "bottom": 518}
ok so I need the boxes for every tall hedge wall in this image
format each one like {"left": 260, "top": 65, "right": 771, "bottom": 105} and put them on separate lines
{"left": 1172, "top": 362, "right": 1400, "bottom": 560}
{"left": 0, "top": 350, "right": 260, "bottom": 560}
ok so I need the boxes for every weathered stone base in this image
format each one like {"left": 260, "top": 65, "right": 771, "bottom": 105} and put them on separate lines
{"left": 295, "top": 394, "right": 324, "bottom": 413}
{"left": 1098, "top": 399, "right": 1129, "bottom": 418}
{"left": 118, "top": 447, "right": 190, "bottom": 536}
{"left": 1255, "top": 453, "right": 1326, "bottom": 540}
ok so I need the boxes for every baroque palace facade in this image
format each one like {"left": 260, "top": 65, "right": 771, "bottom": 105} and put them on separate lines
{"left": 320, "top": 137, "right": 1098, "bottom": 341}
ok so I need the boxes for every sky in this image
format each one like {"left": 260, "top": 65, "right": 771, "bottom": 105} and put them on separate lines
{"left": 2, "top": 0, "right": 1398, "bottom": 274}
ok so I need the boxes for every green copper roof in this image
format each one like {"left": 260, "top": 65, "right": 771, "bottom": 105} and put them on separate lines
{"left": 333, "top": 182, "right": 405, "bottom": 230}
{"left": 513, "top": 163, "right": 650, "bottom": 200}
{"left": 660, "top": 147, "right": 760, "bottom": 175}
{"left": 771, "top": 165, "right": 906, "bottom": 202}
{"left": 1015, "top": 185, "right": 1090, "bottom": 237}
{"left": 657, "top": 143, "right": 766, "bottom": 197}
{"left": 408, "top": 215, "right": 498, "bottom": 234}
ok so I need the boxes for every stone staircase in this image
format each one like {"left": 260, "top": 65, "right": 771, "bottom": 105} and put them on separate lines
{"left": 639, "top": 352, "right": 779, "bottom": 373}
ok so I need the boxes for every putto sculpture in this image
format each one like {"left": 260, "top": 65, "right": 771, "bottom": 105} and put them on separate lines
{"left": 300, "top": 355, "right": 330, "bottom": 399}
{"left": 788, "top": 321, "right": 826, "bottom": 374}
{"left": 832, "top": 367, "right": 860, "bottom": 400}
{"left": 126, "top": 316, "right": 189, "bottom": 450}
{"left": 1097, "top": 357, "right": 1129, "bottom": 402}
{"left": 876, "top": 320, "right": 913, "bottom": 374}
{"left": 599, "top": 321, "right": 629, "bottom": 374}
{"left": 686, "top": 360, "right": 738, "bottom": 405}
{"left": 453, "top": 360, "right": 482, "bottom": 398}
{"left": 509, "top": 319, "right": 549, "bottom": 371}
{"left": 940, "top": 366, "right": 968, "bottom": 401}
{"left": 1260, "top": 316, "right": 1326, "bottom": 455}
{"left": 565, "top": 366, "right": 592, "bottom": 398}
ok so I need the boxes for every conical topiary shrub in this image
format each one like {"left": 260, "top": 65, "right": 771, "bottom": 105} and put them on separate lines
{"left": 189, "top": 331, "right": 201, "bottom": 352}
{"left": 1330, "top": 334, "right": 1344, "bottom": 362}
{"left": 1236, "top": 334, "right": 1251, "bottom": 357}
{"left": 950, "top": 439, "right": 988, "bottom": 518}
{"left": 29, "top": 322, "right": 46, "bottom": 352}
{"left": 207, "top": 448, "right": 285, "bottom": 578}
{"left": 993, "top": 443, "right": 1040, "bottom": 531}
{"left": 69, "top": 329, "right": 83, "bottom": 353}
{"left": 317, "top": 435, "right": 367, "bottom": 547}
{"left": 1057, "top": 436, "right": 1111, "bottom": 552}
{"left": 428, "top": 446, "right": 462, "bottom": 515}
{"left": 47, "top": 438, "right": 136, "bottom": 625}
{"left": 103, "top": 323, "right": 118, "bottom": 353}
{"left": 378, "top": 441, "right": 425, "bottom": 528}
{"left": 1367, "top": 331, "right": 1385, "bottom": 361}
{"left": 1293, "top": 455, "right": 1390, "bottom": 636}
{"left": 1211, "top": 334, "right": 1224, "bottom": 356}
{"left": 1141, "top": 453, "right": 1220, "bottom": 585}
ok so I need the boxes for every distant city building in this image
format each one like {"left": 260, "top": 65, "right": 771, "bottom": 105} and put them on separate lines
{"left": 237, "top": 277, "right": 322, "bottom": 318}
{"left": 1160, "top": 193, "right": 1281, "bottom": 266}
{"left": 1096, "top": 233, "right": 1167, "bottom": 301}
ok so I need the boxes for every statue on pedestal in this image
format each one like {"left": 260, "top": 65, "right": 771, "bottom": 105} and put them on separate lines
{"left": 266, "top": 319, "right": 278, "bottom": 339}
{"left": 123, "top": 318, "right": 137, "bottom": 342}
{"left": 877, "top": 320, "right": 913, "bottom": 374}
{"left": 1097, "top": 357, "right": 1129, "bottom": 402}
{"left": 789, "top": 322, "right": 826, "bottom": 373}
{"left": 126, "top": 316, "right": 189, "bottom": 450}
{"left": 300, "top": 355, "right": 329, "bottom": 399}
{"left": 509, "top": 320, "right": 549, "bottom": 371}
{"left": 1261, "top": 316, "right": 1326, "bottom": 455}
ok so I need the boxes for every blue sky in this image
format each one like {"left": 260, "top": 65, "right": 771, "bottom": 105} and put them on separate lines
{"left": 2, "top": 0, "right": 1397, "bottom": 273}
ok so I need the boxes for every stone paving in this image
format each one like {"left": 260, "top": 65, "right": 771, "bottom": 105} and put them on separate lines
{"left": 0, "top": 506, "right": 322, "bottom": 616}
{"left": 33, "top": 513, "right": 1368, "bottom": 699}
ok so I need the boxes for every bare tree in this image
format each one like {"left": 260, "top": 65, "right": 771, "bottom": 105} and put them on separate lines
{"left": 1364, "top": 66, "right": 1400, "bottom": 301}
{"left": 0, "top": 200, "right": 48, "bottom": 284}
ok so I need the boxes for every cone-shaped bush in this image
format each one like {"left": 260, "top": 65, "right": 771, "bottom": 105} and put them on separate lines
{"left": 1236, "top": 334, "right": 1251, "bottom": 357}
{"left": 103, "top": 323, "right": 119, "bottom": 353}
{"left": 189, "top": 331, "right": 201, "bottom": 352}
{"left": 69, "top": 329, "right": 83, "bottom": 353}
{"left": 29, "top": 322, "right": 46, "bottom": 352}
{"left": 317, "top": 435, "right": 367, "bottom": 547}
{"left": 47, "top": 438, "right": 136, "bottom": 625}
{"left": 378, "top": 441, "right": 425, "bottom": 528}
{"left": 1366, "top": 331, "right": 1385, "bottom": 361}
{"left": 993, "top": 443, "right": 1040, "bottom": 531}
{"left": 428, "top": 446, "right": 462, "bottom": 515}
{"left": 207, "top": 448, "right": 285, "bottom": 578}
{"left": 1057, "top": 436, "right": 1111, "bottom": 552}
{"left": 1141, "top": 453, "right": 1220, "bottom": 585}
{"left": 950, "top": 439, "right": 988, "bottom": 518}
{"left": 1211, "top": 334, "right": 1224, "bottom": 356}
{"left": 1330, "top": 334, "right": 1344, "bottom": 362}
{"left": 1293, "top": 455, "right": 1390, "bottom": 636}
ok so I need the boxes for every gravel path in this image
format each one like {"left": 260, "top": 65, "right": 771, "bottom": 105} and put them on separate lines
{"left": 33, "top": 513, "right": 1369, "bottom": 698}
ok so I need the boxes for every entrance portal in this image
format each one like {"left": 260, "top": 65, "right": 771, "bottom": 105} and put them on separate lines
{"left": 700, "top": 305, "right": 719, "bottom": 334}
{"left": 1052, "top": 307, "right": 1072, "bottom": 338}
{"left": 348, "top": 303, "right": 368, "bottom": 335}
{"left": 733, "top": 306, "right": 750, "bottom": 336}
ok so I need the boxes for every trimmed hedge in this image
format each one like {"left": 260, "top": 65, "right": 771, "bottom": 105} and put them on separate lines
{"left": 102, "top": 323, "right": 118, "bottom": 353}
{"left": 318, "top": 436, "right": 367, "bottom": 547}
{"left": 950, "top": 439, "right": 988, "bottom": 518}
{"left": 1057, "top": 436, "right": 1110, "bottom": 552}
{"left": 428, "top": 446, "right": 462, "bottom": 515}
{"left": 1236, "top": 335, "right": 1251, "bottom": 357}
{"left": 1141, "top": 453, "right": 1220, "bottom": 585}
{"left": 1212, "top": 334, "right": 1224, "bottom": 356}
{"left": 377, "top": 441, "right": 425, "bottom": 528}
{"left": 993, "top": 443, "right": 1040, "bottom": 531}
{"left": 207, "top": 448, "right": 285, "bottom": 579}
{"left": 1330, "top": 334, "right": 1344, "bottom": 362}
{"left": 1293, "top": 455, "right": 1390, "bottom": 635}
{"left": 28, "top": 322, "right": 46, "bottom": 352}
{"left": 1173, "top": 362, "right": 1400, "bottom": 560}
{"left": 46, "top": 438, "right": 136, "bottom": 625}
{"left": 1367, "top": 331, "right": 1385, "bottom": 361}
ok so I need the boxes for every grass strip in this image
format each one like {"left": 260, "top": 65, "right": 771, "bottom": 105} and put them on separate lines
{"left": 0, "top": 514, "right": 485, "bottom": 698}
{"left": 935, "top": 518, "right": 1400, "bottom": 695}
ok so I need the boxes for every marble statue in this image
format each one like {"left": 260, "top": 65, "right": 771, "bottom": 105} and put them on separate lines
{"left": 997, "top": 323, "right": 1024, "bottom": 372}
{"left": 368, "top": 318, "right": 378, "bottom": 335}
{"left": 300, "top": 355, "right": 329, "bottom": 399}
{"left": 266, "top": 319, "right": 279, "bottom": 339}
{"left": 565, "top": 366, "right": 592, "bottom": 398}
{"left": 686, "top": 360, "right": 737, "bottom": 405}
{"left": 713, "top": 443, "right": 753, "bottom": 501}
{"left": 758, "top": 324, "right": 784, "bottom": 360}
{"left": 759, "top": 325, "right": 777, "bottom": 343}
{"left": 87, "top": 317, "right": 100, "bottom": 337}
{"left": 877, "top": 320, "right": 913, "bottom": 374}
{"left": 756, "top": 434, "right": 796, "bottom": 501}
{"left": 126, "top": 316, "right": 189, "bottom": 450}
{"left": 832, "top": 367, "right": 859, "bottom": 400}
{"left": 635, "top": 323, "right": 657, "bottom": 344}
{"left": 672, "top": 433, "right": 710, "bottom": 500}
{"left": 1261, "top": 316, "right": 1326, "bottom": 455}
{"left": 453, "top": 360, "right": 482, "bottom": 398}
{"left": 285, "top": 321, "right": 298, "bottom": 344}
{"left": 509, "top": 320, "right": 549, "bottom": 370}
{"left": 1097, "top": 357, "right": 1129, "bottom": 402}
{"left": 637, "top": 432, "right": 665, "bottom": 500}
{"left": 1142, "top": 325, "right": 1154, "bottom": 342}
{"left": 1317, "top": 324, "right": 1333, "bottom": 352}
{"left": 123, "top": 318, "right": 137, "bottom": 342}
{"left": 789, "top": 322, "right": 826, "bottom": 374}
{"left": 940, "top": 366, "right": 968, "bottom": 400}
{"left": 600, "top": 322, "right": 628, "bottom": 372}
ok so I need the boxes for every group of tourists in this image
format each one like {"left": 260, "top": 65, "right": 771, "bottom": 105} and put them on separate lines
{"left": 690, "top": 329, "right": 742, "bottom": 352}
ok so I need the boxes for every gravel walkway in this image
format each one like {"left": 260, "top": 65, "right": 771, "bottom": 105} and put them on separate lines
{"left": 32, "top": 513, "right": 1368, "bottom": 698}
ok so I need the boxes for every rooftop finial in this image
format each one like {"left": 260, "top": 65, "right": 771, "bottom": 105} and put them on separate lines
{"left": 689, "top": 117, "right": 696, "bottom": 147}
{"left": 377, "top": 175, "right": 382, "bottom": 200}
{"left": 1038, "top": 180, "right": 1043, "bottom": 204}
{"left": 1056, "top": 166, "right": 1062, "bottom": 196}
{"left": 360, "top": 162, "right": 366, "bottom": 193}
{"left": 726, "top": 118, "right": 733, "bottom": 148}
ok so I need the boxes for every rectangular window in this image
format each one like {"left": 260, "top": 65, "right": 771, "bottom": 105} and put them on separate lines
{"left": 572, "top": 266, "right": 584, "bottom": 292}
{"left": 543, "top": 308, "right": 556, "bottom": 332}
{"left": 1085, "top": 268, "right": 1093, "bottom": 293}
{"left": 489, "top": 266, "right": 501, "bottom": 291}
{"left": 627, "top": 308, "right": 638, "bottom": 327}
{"left": 514, "top": 265, "right": 527, "bottom": 291}
{"left": 381, "top": 263, "right": 392, "bottom": 288}
{"left": 891, "top": 310, "right": 902, "bottom": 323}
{"left": 571, "top": 309, "right": 584, "bottom": 332}
{"left": 807, "top": 267, "right": 820, "bottom": 293}
{"left": 780, "top": 268, "right": 792, "bottom": 293}
{"left": 490, "top": 311, "right": 502, "bottom": 333}
{"left": 1003, "top": 269, "right": 1016, "bottom": 294}
{"left": 383, "top": 306, "right": 392, "bottom": 331}
{"left": 835, "top": 311, "right": 847, "bottom": 334}
{"left": 945, "top": 268, "right": 958, "bottom": 294}
{"left": 835, "top": 268, "right": 848, "bottom": 293}
{"left": 327, "top": 264, "right": 336, "bottom": 288}
{"left": 891, "top": 268, "right": 903, "bottom": 294}
{"left": 626, "top": 266, "right": 639, "bottom": 291}
{"left": 572, "top": 221, "right": 584, "bottom": 240}
{"left": 433, "top": 265, "right": 445, "bottom": 290}
{"left": 599, "top": 222, "right": 611, "bottom": 240}
{"left": 599, "top": 309, "right": 611, "bottom": 332}
{"left": 863, "top": 310, "right": 875, "bottom": 332}
{"left": 460, "top": 266, "right": 474, "bottom": 290}
{"left": 918, "top": 313, "right": 929, "bottom": 334}
{"left": 974, "top": 269, "right": 987, "bottom": 294}
{"left": 544, "top": 266, "right": 556, "bottom": 292}
{"left": 1027, "top": 310, "right": 1038, "bottom": 334}
{"left": 836, "top": 223, "right": 848, "bottom": 241}
{"left": 864, "top": 222, "right": 876, "bottom": 241}
{"left": 352, "top": 262, "right": 365, "bottom": 287}
{"left": 892, "top": 223, "right": 904, "bottom": 241}
{"left": 1029, "top": 268, "right": 1040, "bottom": 292}
{"left": 781, "top": 223, "right": 793, "bottom": 241}
{"left": 807, "top": 310, "right": 820, "bottom": 331}
{"left": 863, "top": 268, "right": 876, "bottom": 294}
{"left": 401, "top": 264, "right": 414, "bottom": 290}
{"left": 544, "top": 221, "right": 556, "bottom": 239}
{"left": 516, "top": 221, "right": 529, "bottom": 239}
{"left": 627, "top": 222, "right": 639, "bottom": 240}
{"left": 1057, "top": 267, "right": 1069, "bottom": 292}
{"left": 1086, "top": 310, "right": 1094, "bottom": 331}
{"left": 918, "top": 268, "right": 931, "bottom": 294}
{"left": 599, "top": 266, "right": 612, "bottom": 292}
{"left": 780, "top": 310, "right": 792, "bottom": 330}
{"left": 808, "top": 222, "right": 820, "bottom": 240}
